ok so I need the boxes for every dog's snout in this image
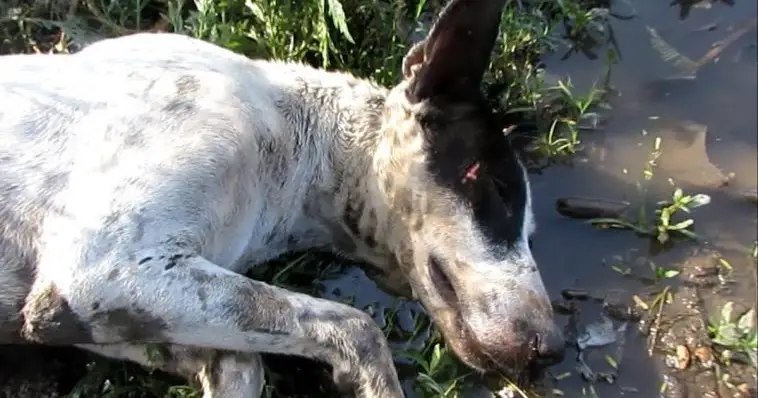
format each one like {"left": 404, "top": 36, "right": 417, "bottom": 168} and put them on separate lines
{"left": 534, "top": 329, "right": 566, "bottom": 367}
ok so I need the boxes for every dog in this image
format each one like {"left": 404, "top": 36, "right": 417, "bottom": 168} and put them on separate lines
{"left": 0, "top": 0, "right": 564, "bottom": 396}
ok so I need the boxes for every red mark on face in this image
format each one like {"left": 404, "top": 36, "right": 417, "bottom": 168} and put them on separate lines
{"left": 461, "top": 162, "right": 481, "bottom": 184}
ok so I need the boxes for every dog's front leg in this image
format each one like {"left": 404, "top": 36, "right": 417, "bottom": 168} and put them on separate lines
{"left": 23, "top": 254, "right": 404, "bottom": 398}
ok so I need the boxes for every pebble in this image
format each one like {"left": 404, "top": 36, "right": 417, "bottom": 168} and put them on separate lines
{"left": 692, "top": 265, "right": 719, "bottom": 278}
{"left": 675, "top": 345, "right": 691, "bottom": 370}
{"left": 694, "top": 346, "right": 714, "bottom": 368}
{"left": 603, "top": 302, "right": 642, "bottom": 322}
{"left": 551, "top": 299, "right": 578, "bottom": 315}
{"left": 561, "top": 288, "right": 590, "bottom": 301}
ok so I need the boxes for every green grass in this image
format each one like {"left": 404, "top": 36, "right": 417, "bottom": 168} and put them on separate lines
{"left": 1, "top": 0, "right": 627, "bottom": 397}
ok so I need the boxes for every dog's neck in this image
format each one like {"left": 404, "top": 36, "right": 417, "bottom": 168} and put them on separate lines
{"left": 257, "top": 62, "right": 402, "bottom": 270}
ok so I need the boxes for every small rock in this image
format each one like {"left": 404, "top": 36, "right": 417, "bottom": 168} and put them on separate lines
{"left": 661, "top": 374, "right": 689, "bottom": 398}
{"left": 675, "top": 345, "right": 691, "bottom": 370}
{"left": 692, "top": 265, "right": 719, "bottom": 278}
{"left": 555, "top": 197, "right": 631, "bottom": 220}
{"left": 561, "top": 288, "right": 590, "bottom": 301}
{"left": 694, "top": 346, "right": 714, "bottom": 368}
{"left": 551, "top": 299, "right": 578, "bottom": 315}
{"left": 603, "top": 301, "right": 642, "bottom": 322}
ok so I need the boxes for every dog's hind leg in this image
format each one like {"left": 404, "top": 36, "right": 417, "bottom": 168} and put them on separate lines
{"left": 77, "top": 343, "right": 266, "bottom": 398}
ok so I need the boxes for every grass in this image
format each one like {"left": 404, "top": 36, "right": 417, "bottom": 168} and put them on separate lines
{"left": 4, "top": 0, "right": 756, "bottom": 397}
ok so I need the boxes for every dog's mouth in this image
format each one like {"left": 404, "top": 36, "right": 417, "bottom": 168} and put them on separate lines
{"left": 428, "top": 255, "right": 459, "bottom": 309}
{"left": 426, "top": 256, "right": 494, "bottom": 370}
{"left": 425, "top": 256, "right": 543, "bottom": 381}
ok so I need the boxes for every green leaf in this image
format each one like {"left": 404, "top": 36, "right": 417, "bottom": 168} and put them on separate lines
{"left": 721, "top": 301, "right": 735, "bottom": 323}
{"left": 443, "top": 382, "right": 459, "bottom": 396}
{"left": 718, "top": 258, "right": 733, "bottom": 271}
{"left": 673, "top": 188, "right": 683, "bottom": 201}
{"left": 325, "top": 0, "right": 355, "bottom": 43}
{"left": 737, "top": 308, "right": 756, "bottom": 333}
{"left": 663, "top": 269, "right": 680, "bottom": 279}
{"left": 417, "top": 373, "right": 444, "bottom": 394}
{"left": 689, "top": 194, "right": 711, "bottom": 209}
{"left": 245, "top": 0, "right": 265, "bottom": 21}
{"left": 669, "top": 219, "right": 694, "bottom": 231}
{"left": 429, "top": 344, "right": 443, "bottom": 373}
{"left": 713, "top": 324, "right": 740, "bottom": 347}
{"left": 605, "top": 355, "right": 618, "bottom": 369}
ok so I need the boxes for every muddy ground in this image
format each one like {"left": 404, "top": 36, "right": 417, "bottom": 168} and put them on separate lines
{"left": 1, "top": 0, "right": 757, "bottom": 397}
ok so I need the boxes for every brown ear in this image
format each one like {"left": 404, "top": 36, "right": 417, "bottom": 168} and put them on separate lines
{"left": 401, "top": 0, "right": 508, "bottom": 101}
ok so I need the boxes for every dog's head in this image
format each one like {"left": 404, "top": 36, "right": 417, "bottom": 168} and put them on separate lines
{"left": 358, "top": 0, "right": 565, "bottom": 379}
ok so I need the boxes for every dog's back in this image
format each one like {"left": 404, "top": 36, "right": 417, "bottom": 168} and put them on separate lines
{"left": 0, "top": 33, "right": 322, "bottom": 335}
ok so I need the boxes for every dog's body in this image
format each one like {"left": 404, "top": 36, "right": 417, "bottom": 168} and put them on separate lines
{"left": 0, "top": 1, "right": 565, "bottom": 397}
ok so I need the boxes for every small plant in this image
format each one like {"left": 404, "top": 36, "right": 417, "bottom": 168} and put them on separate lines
{"left": 397, "top": 337, "right": 472, "bottom": 398}
{"left": 708, "top": 302, "right": 758, "bottom": 368}
{"left": 650, "top": 264, "right": 680, "bottom": 282}
{"left": 587, "top": 136, "right": 710, "bottom": 243}
{"left": 588, "top": 186, "right": 710, "bottom": 244}
{"left": 531, "top": 77, "right": 610, "bottom": 157}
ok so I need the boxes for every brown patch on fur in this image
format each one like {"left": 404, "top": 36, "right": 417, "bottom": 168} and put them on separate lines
{"left": 21, "top": 284, "right": 93, "bottom": 344}
{"left": 90, "top": 307, "right": 168, "bottom": 341}
{"left": 225, "top": 280, "right": 293, "bottom": 334}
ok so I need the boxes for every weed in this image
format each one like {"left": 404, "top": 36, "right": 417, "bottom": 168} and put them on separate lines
{"left": 397, "top": 338, "right": 471, "bottom": 398}
{"left": 532, "top": 78, "right": 610, "bottom": 156}
{"left": 588, "top": 136, "right": 711, "bottom": 244}
{"left": 708, "top": 303, "right": 758, "bottom": 368}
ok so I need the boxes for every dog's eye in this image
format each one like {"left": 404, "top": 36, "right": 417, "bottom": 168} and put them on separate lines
{"left": 493, "top": 177, "right": 509, "bottom": 200}
{"left": 491, "top": 177, "right": 514, "bottom": 218}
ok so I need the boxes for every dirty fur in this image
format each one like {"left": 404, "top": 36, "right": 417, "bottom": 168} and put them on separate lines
{"left": 0, "top": 0, "right": 564, "bottom": 397}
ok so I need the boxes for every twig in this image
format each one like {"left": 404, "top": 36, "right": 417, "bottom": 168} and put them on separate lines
{"left": 695, "top": 18, "right": 758, "bottom": 68}
{"left": 84, "top": 0, "right": 135, "bottom": 36}
{"left": 647, "top": 286, "right": 669, "bottom": 356}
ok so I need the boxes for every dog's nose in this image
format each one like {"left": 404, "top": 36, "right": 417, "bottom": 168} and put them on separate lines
{"left": 535, "top": 329, "right": 566, "bottom": 367}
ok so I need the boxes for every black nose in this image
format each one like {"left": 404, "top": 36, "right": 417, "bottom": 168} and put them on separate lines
{"left": 535, "top": 330, "right": 566, "bottom": 367}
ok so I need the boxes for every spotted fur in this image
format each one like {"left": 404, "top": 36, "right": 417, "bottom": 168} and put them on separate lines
{"left": 0, "top": 0, "right": 564, "bottom": 396}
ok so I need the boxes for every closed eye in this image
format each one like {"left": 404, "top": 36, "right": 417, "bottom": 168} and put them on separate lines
{"left": 492, "top": 177, "right": 513, "bottom": 217}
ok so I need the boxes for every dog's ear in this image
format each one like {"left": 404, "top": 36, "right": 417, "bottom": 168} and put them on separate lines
{"left": 401, "top": 0, "right": 507, "bottom": 102}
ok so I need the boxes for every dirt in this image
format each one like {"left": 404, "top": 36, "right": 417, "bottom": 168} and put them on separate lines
{"left": 0, "top": 345, "right": 89, "bottom": 398}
